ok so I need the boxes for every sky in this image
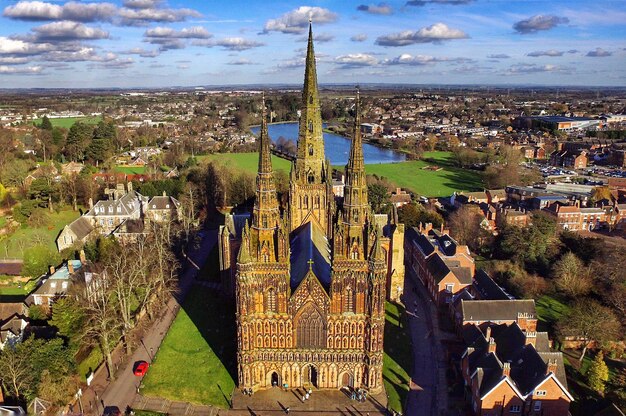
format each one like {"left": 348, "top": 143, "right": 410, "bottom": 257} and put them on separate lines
{"left": 0, "top": 0, "right": 625, "bottom": 88}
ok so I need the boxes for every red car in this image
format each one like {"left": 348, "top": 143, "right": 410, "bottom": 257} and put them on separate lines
{"left": 133, "top": 361, "right": 149, "bottom": 376}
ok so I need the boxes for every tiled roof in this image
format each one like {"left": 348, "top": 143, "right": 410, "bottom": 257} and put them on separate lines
{"left": 473, "top": 270, "right": 510, "bottom": 300}
{"left": 290, "top": 221, "right": 331, "bottom": 292}
{"left": 68, "top": 216, "right": 94, "bottom": 240}
{"left": 461, "top": 299, "right": 536, "bottom": 322}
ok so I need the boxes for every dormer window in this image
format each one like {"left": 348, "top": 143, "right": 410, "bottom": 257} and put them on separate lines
{"left": 51, "top": 282, "right": 57, "bottom": 288}
{"left": 166, "top": 204, "right": 170, "bottom": 209}
{"left": 108, "top": 206, "right": 113, "bottom": 213}
{"left": 62, "top": 282, "right": 68, "bottom": 289}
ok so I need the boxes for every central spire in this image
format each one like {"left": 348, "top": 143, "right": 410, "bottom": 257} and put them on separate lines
{"left": 343, "top": 89, "right": 368, "bottom": 228}
{"left": 294, "top": 20, "right": 325, "bottom": 184}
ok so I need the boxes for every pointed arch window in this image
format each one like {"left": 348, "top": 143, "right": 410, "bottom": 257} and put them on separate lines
{"left": 308, "top": 121, "right": 313, "bottom": 133}
{"left": 266, "top": 288, "right": 277, "bottom": 313}
{"left": 309, "top": 94, "right": 313, "bottom": 104}
{"left": 308, "top": 144, "right": 314, "bottom": 156}
{"left": 296, "top": 304, "right": 326, "bottom": 348}
{"left": 344, "top": 288, "right": 354, "bottom": 313}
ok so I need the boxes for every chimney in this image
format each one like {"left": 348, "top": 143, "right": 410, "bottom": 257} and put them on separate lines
{"left": 525, "top": 332, "right": 537, "bottom": 347}
{"left": 485, "top": 326, "right": 491, "bottom": 341}
{"left": 68, "top": 261, "right": 74, "bottom": 274}
{"left": 79, "top": 249, "right": 86, "bottom": 264}
{"left": 49, "top": 266, "right": 55, "bottom": 275}
{"left": 440, "top": 222, "right": 444, "bottom": 234}
{"left": 162, "top": 190, "right": 167, "bottom": 197}
{"left": 89, "top": 197, "right": 93, "bottom": 209}
{"left": 488, "top": 337, "right": 496, "bottom": 353}
{"left": 546, "top": 359, "right": 558, "bottom": 375}
{"left": 502, "top": 362, "right": 511, "bottom": 377}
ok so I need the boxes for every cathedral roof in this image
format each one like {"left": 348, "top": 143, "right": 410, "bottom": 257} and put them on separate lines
{"left": 290, "top": 220, "right": 331, "bottom": 292}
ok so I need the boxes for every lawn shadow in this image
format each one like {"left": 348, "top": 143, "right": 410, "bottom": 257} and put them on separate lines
{"left": 177, "top": 280, "right": 238, "bottom": 404}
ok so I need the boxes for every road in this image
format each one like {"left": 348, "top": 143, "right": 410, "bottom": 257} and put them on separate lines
{"left": 402, "top": 270, "right": 441, "bottom": 416}
{"left": 93, "top": 232, "right": 217, "bottom": 414}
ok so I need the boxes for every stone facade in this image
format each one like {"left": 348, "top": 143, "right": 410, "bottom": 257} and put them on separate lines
{"left": 219, "top": 24, "right": 404, "bottom": 394}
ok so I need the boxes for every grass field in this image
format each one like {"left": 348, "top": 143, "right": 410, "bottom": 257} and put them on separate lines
{"left": 32, "top": 116, "right": 101, "bottom": 129}
{"left": 197, "top": 152, "right": 292, "bottom": 173}
{"left": 114, "top": 165, "right": 147, "bottom": 174}
{"left": 77, "top": 346, "right": 103, "bottom": 381}
{"left": 141, "top": 285, "right": 236, "bottom": 407}
{"left": 536, "top": 294, "right": 571, "bottom": 332}
{"left": 0, "top": 209, "right": 80, "bottom": 259}
{"left": 383, "top": 302, "right": 412, "bottom": 414}
{"left": 196, "top": 151, "right": 482, "bottom": 197}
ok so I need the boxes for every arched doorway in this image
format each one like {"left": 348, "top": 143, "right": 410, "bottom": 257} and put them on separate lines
{"left": 303, "top": 365, "right": 318, "bottom": 388}
{"left": 340, "top": 372, "right": 353, "bottom": 388}
{"left": 271, "top": 371, "right": 280, "bottom": 387}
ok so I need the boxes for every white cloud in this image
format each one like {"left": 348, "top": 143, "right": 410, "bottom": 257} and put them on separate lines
{"left": 227, "top": 58, "right": 257, "bottom": 65}
{"left": 586, "top": 47, "right": 611, "bottom": 57}
{"left": 351, "top": 34, "right": 368, "bottom": 42}
{"left": 382, "top": 53, "right": 473, "bottom": 65}
{"left": 32, "top": 21, "right": 109, "bottom": 41}
{"left": 119, "top": 7, "right": 201, "bottom": 25}
{"left": 505, "top": 63, "right": 572, "bottom": 74}
{"left": 356, "top": 3, "right": 392, "bottom": 15}
{"left": 335, "top": 53, "right": 378, "bottom": 68}
{"left": 375, "top": 23, "right": 468, "bottom": 46}
{"left": 3, "top": 1, "right": 116, "bottom": 22}
{"left": 527, "top": 49, "right": 564, "bottom": 57}
{"left": 0, "top": 65, "right": 43, "bottom": 74}
{"left": 263, "top": 6, "right": 337, "bottom": 34}
{"left": 206, "top": 37, "right": 265, "bottom": 51}
{"left": 513, "top": 15, "right": 569, "bottom": 34}
{"left": 406, "top": 0, "right": 474, "bottom": 6}
{"left": 122, "top": 0, "right": 162, "bottom": 10}
{"left": 0, "top": 57, "right": 30, "bottom": 65}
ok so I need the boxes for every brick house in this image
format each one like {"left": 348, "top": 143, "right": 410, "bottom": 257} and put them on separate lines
{"left": 543, "top": 202, "right": 582, "bottom": 231}
{"left": 461, "top": 323, "right": 573, "bottom": 416}
{"left": 405, "top": 225, "right": 474, "bottom": 305}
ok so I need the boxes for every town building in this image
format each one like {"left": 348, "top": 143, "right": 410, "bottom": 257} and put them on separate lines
{"left": 56, "top": 184, "right": 180, "bottom": 251}
{"left": 218, "top": 24, "right": 404, "bottom": 393}
{"left": 25, "top": 260, "right": 82, "bottom": 309}
{"left": 404, "top": 225, "right": 474, "bottom": 305}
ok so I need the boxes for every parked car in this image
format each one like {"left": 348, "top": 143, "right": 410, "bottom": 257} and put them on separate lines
{"left": 133, "top": 361, "right": 149, "bottom": 376}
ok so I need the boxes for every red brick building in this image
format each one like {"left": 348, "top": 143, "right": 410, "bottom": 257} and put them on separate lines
{"left": 461, "top": 323, "right": 573, "bottom": 416}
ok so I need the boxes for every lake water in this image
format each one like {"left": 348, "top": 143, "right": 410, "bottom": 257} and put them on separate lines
{"left": 250, "top": 122, "right": 405, "bottom": 165}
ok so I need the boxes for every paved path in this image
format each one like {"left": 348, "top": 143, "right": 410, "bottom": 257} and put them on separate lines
{"left": 79, "top": 232, "right": 217, "bottom": 415}
{"left": 402, "top": 269, "right": 449, "bottom": 416}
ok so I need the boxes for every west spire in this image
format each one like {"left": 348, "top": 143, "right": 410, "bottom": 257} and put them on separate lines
{"left": 251, "top": 93, "right": 280, "bottom": 262}
{"left": 343, "top": 89, "right": 368, "bottom": 228}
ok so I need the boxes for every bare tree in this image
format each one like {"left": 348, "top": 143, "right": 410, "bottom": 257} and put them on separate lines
{"left": 557, "top": 299, "right": 621, "bottom": 362}
{"left": 79, "top": 270, "right": 123, "bottom": 380}
{"left": 0, "top": 343, "right": 34, "bottom": 400}
{"left": 552, "top": 252, "right": 592, "bottom": 298}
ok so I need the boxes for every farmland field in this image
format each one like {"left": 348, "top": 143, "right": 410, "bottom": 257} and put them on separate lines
{"left": 32, "top": 116, "right": 101, "bottom": 129}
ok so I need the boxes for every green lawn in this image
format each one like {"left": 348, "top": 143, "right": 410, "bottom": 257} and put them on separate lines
{"left": 536, "top": 294, "right": 571, "bottom": 332}
{"left": 0, "top": 209, "right": 81, "bottom": 259}
{"left": 363, "top": 151, "right": 483, "bottom": 197}
{"left": 141, "top": 285, "right": 236, "bottom": 407}
{"left": 197, "top": 151, "right": 482, "bottom": 197}
{"left": 197, "top": 152, "right": 292, "bottom": 173}
{"left": 115, "top": 165, "right": 147, "bottom": 174}
{"left": 383, "top": 301, "right": 412, "bottom": 414}
{"left": 32, "top": 116, "right": 101, "bottom": 129}
{"left": 77, "top": 345, "right": 103, "bottom": 381}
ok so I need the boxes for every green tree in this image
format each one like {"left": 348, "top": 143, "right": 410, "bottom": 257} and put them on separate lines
{"left": 64, "top": 122, "right": 93, "bottom": 161}
{"left": 50, "top": 297, "right": 85, "bottom": 349}
{"left": 40, "top": 115, "right": 53, "bottom": 131}
{"left": 587, "top": 352, "right": 610, "bottom": 394}
{"left": 398, "top": 202, "right": 443, "bottom": 229}
{"left": 368, "top": 183, "right": 391, "bottom": 214}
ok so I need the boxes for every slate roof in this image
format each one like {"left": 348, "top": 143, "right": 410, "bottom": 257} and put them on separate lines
{"left": 435, "top": 233, "right": 458, "bottom": 256}
{"left": 473, "top": 269, "right": 511, "bottom": 300}
{"left": 290, "top": 221, "right": 331, "bottom": 291}
{"left": 461, "top": 299, "right": 536, "bottom": 322}
{"left": 426, "top": 253, "right": 451, "bottom": 283}
{"left": 148, "top": 195, "right": 180, "bottom": 210}
{"left": 88, "top": 190, "right": 145, "bottom": 217}
{"left": 0, "top": 303, "right": 26, "bottom": 322}
{"left": 67, "top": 216, "right": 95, "bottom": 240}
{"left": 407, "top": 228, "right": 436, "bottom": 256}
{"left": 26, "top": 260, "right": 82, "bottom": 303}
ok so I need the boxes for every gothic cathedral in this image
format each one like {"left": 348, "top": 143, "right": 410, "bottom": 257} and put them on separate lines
{"left": 218, "top": 23, "right": 405, "bottom": 393}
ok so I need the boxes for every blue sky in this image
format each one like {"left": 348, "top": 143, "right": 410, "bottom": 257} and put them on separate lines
{"left": 0, "top": 0, "right": 624, "bottom": 88}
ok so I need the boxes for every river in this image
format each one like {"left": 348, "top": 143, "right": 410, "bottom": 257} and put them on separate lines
{"left": 250, "top": 122, "right": 406, "bottom": 165}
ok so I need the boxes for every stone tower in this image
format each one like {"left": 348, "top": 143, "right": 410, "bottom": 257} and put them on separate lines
{"left": 289, "top": 22, "right": 333, "bottom": 234}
